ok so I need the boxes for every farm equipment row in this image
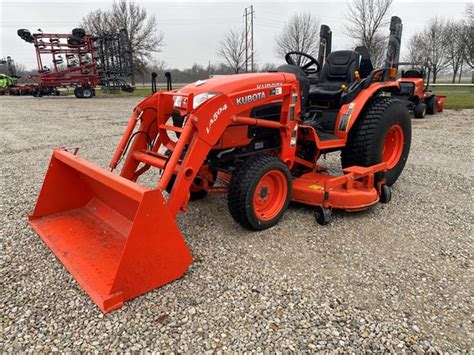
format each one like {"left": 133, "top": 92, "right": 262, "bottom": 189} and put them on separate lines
{"left": 5, "top": 27, "right": 134, "bottom": 98}
{"left": 29, "top": 17, "right": 416, "bottom": 313}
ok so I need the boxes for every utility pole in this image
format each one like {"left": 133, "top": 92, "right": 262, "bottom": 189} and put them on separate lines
{"left": 250, "top": 5, "right": 254, "bottom": 72}
{"left": 244, "top": 8, "right": 248, "bottom": 73}
{"left": 243, "top": 5, "right": 255, "bottom": 73}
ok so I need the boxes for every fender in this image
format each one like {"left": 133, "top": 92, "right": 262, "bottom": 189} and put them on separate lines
{"left": 334, "top": 81, "right": 400, "bottom": 140}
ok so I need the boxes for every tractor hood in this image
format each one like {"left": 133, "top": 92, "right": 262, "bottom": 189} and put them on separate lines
{"left": 177, "top": 72, "right": 295, "bottom": 97}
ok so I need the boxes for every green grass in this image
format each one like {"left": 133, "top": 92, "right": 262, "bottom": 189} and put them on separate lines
{"left": 429, "top": 85, "right": 474, "bottom": 110}
{"left": 96, "top": 83, "right": 474, "bottom": 110}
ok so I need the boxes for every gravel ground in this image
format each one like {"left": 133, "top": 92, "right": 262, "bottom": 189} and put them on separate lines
{"left": 1, "top": 96, "right": 472, "bottom": 352}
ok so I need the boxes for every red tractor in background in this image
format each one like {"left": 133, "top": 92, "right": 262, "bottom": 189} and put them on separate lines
{"left": 394, "top": 64, "right": 446, "bottom": 118}
{"left": 29, "top": 17, "right": 414, "bottom": 312}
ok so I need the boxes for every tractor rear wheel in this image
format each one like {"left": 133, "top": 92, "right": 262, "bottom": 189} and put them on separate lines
{"left": 414, "top": 102, "right": 426, "bottom": 119}
{"left": 341, "top": 97, "right": 411, "bottom": 186}
{"left": 426, "top": 96, "right": 437, "bottom": 115}
{"left": 228, "top": 155, "right": 292, "bottom": 231}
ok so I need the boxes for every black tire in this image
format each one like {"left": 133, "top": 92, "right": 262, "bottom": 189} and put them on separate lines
{"left": 341, "top": 97, "right": 411, "bottom": 186}
{"left": 228, "top": 155, "right": 292, "bottom": 231}
{"left": 67, "top": 36, "right": 82, "bottom": 46}
{"left": 81, "top": 87, "right": 93, "bottom": 98}
{"left": 74, "top": 87, "right": 83, "bottom": 98}
{"left": 380, "top": 185, "right": 392, "bottom": 203}
{"left": 17, "top": 29, "right": 29, "bottom": 38}
{"left": 72, "top": 28, "right": 86, "bottom": 38}
{"left": 314, "top": 206, "right": 332, "bottom": 225}
{"left": 414, "top": 102, "right": 426, "bottom": 119}
{"left": 426, "top": 96, "right": 437, "bottom": 115}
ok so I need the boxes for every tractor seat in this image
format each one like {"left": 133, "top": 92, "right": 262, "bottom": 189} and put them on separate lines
{"left": 402, "top": 69, "right": 424, "bottom": 78}
{"left": 310, "top": 50, "right": 360, "bottom": 102}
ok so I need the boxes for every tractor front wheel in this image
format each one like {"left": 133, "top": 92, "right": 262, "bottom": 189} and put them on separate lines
{"left": 414, "top": 102, "right": 426, "bottom": 119}
{"left": 341, "top": 97, "right": 411, "bottom": 186}
{"left": 228, "top": 155, "right": 292, "bottom": 231}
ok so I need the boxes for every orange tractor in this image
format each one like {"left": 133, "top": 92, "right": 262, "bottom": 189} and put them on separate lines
{"left": 29, "top": 17, "right": 411, "bottom": 312}
{"left": 394, "top": 65, "right": 446, "bottom": 119}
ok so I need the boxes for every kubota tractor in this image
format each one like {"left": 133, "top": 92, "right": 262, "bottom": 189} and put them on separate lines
{"left": 29, "top": 17, "right": 412, "bottom": 312}
{"left": 394, "top": 64, "right": 446, "bottom": 118}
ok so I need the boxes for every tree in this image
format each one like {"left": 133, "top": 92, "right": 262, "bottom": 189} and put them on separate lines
{"left": 260, "top": 63, "right": 278, "bottom": 72}
{"left": 80, "top": 9, "right": 113, "bottom": 35}
{"left": 422, "top": 18, "right": 449, "bottom": 83}
{"left": 275, "top": 13, "right": 321, "bottom": 61}
{"left": 404, "top": 18, "right": 449, "bottom": 84}
{"left": 406, "top": 34, "right": 426, "bottom": 68}
{"left": 217, "top": 29, "right": 246, "bottom": 74}
{"left": 462, "top": 3, "right": 474, "bottom": 83}
{"left": 444, "top": 21, "right": 465, "bottom": 83}
{"left": 345, "top": 0, "right": 393, "bottom": 68}
{"left": 81, "top": 0, "right": 164, "bottom": 85}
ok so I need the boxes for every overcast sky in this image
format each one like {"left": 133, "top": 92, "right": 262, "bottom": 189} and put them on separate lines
{"left": 0, "top": 0, "right": 469, "bottom": 70}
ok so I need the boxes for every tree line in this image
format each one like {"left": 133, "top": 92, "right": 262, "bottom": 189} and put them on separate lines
{"left": 9, "top": 0, "right": 472, "bottom": 84}
{"left": 406, "top": 4, "right": 473, "bottom": 83}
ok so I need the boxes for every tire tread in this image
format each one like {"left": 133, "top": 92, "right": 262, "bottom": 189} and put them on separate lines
{"left": 228, "top": 155, "right": 291, "bottom": 230}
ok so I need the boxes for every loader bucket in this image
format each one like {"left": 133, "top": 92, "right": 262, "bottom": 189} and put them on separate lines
{"left": 29, "top": 149, "right": 192, "bottom": 313}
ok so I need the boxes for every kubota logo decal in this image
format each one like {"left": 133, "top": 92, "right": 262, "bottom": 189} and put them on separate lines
{"left": 256, "top": 82, "right": 283, "bottom": 89}
{"left": 236, "top": 92, "right": 266, "bottom": 105}
{"left": 206, "top": 104, "right": 228, "bottom": 134}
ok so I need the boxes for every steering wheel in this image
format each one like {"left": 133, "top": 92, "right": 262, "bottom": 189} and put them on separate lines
{"left": 285, "top": 51, "right": 321, "bottom": 75}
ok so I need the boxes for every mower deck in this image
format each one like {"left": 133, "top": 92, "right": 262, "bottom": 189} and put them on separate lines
{"left": 292, "top": 163, "right": 386, "bottom": 211}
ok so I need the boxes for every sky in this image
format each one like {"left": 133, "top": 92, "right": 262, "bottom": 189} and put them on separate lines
{"left": 0, "top": 0, "right": 470, "bottom": 71}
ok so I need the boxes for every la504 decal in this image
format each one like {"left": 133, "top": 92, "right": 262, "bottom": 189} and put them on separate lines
{"left": 206, "top": 104, "right": 228, "bottom": 134}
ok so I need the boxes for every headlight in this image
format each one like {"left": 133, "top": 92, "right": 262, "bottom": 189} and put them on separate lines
{"left": 173, "top": 95, "right": 183, "bottom": 107}
{"left": 193, "top": 92, "right": 219, "bottom": 109}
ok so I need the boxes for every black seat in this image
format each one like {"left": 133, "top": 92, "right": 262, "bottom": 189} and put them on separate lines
{"left": 310, "top": 50, "right": 360, "bottom": 102}
{"left": 402, "top": 69, "right": 424, "bottom": 79}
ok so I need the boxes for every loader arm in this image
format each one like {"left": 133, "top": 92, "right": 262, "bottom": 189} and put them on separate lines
{"left": 112, "top": 83, "right": 301, "bottom": 217}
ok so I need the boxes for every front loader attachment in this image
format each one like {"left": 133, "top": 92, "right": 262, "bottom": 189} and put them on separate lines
{"left": 29, "top": 149, "right": 192, "bottom": 313}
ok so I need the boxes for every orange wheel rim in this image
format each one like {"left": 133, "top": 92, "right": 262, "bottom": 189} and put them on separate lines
{"left": 382, "top": 124, "right": 404, "bottom": 169}
{"left": 253, "top": 170, "right": 287, "bottom": 221}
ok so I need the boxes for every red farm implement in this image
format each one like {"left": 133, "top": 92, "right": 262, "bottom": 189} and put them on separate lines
{"left": 12, "top": 28, "right": 133, "bottom": 97}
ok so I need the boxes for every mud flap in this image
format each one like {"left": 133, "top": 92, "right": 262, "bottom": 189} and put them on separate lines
{"left": 29, "top": 150, "right": 192, "bottom": 313}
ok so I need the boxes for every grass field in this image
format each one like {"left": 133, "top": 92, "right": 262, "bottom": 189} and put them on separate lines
{"left": 97, "top": 83, "right": 474, "bottom": 110}
{"left": 429, "top": 85, "right": 474, "bottom": 110}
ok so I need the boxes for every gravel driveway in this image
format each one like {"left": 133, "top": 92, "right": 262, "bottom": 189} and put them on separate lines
{"left": 1, "top": 96, "right": 472, "bottom": 352}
